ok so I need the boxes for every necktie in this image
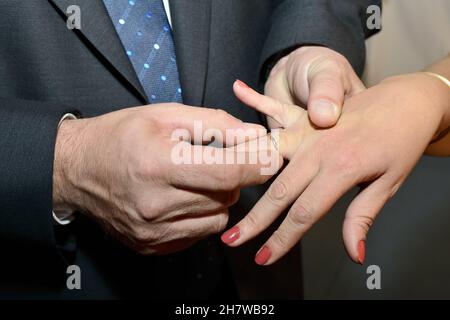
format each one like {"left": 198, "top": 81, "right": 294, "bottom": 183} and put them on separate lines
{"left": 103, "top": 0, "right": 182, "bottom": 103}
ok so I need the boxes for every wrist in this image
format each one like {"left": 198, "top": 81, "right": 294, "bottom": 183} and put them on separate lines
{"left": 53, "top": 116, "right": 90, "bottom": 212}
{"left": 381, "top": 73, "right": 450, "bottom": 139}
{"left": 421, "top": 72, "right": 450, "bottom": 139}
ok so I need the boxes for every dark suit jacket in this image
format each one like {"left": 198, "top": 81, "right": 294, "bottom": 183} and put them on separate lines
{"left": 0, "top": 0, "right": 380, "bottom": 299}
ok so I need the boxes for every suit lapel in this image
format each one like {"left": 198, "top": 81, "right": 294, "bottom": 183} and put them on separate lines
{"left": 49, "top": 0, "right": 148, "bottom": 103}
{"left": 170, "top": 0, "right": 212, "bottom": 107}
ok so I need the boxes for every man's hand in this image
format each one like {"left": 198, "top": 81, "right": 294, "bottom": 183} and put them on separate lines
{"left": 265, "top": 46, "right": 365, "bottom": 128}
{"left": 53, "top": 103, "right": 275, "bottom": 255}
{"left": 223, "top": 74, "right": 450, "bottom": 265}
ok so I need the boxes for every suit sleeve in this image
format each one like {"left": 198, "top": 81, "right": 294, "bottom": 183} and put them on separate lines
{"left": 0, "top": 97, "right": 80, "bottom": 258}
{"left": 260, "top": 0, "right": 382, "bottom": 79}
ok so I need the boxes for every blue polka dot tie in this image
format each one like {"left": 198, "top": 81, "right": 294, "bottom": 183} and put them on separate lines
{"left": 103, "top": 0, "right": 182, "bottom": 103}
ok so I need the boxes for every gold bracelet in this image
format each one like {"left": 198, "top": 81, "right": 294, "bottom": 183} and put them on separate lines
{"left": 424, "top": 72, "right": 450, "bottom": 144}
{"left": 424, "top": 72, "right": 450, "bottom": 87}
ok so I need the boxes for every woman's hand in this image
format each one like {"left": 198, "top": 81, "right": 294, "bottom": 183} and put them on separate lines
{"left": 222, "top": 73, "right": 450, "bottom": 265}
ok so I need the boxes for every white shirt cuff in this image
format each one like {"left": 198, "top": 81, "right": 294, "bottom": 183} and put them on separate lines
{"left": 52, "top": 113, "right": 78, "bottom": 226}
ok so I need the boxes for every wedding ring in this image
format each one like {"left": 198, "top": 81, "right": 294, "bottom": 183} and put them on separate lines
{"left": 270, "top": 133, "right": 279, "bottom": 152}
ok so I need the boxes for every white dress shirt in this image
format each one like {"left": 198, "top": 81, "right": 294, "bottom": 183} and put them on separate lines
{"left": 163, "top": 0, "right": 172, "bottom": 27}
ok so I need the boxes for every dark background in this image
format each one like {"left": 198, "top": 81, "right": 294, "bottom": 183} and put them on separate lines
{"left": 303, "top": 157, "right": 450, "bottom": 299}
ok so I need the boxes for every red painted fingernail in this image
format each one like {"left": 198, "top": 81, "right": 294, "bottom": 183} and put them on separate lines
{"left": 221, "top": 226, "right": 240, "bottom": 245}
{"left": 358, "top": 240, "right": 366, "bottom": 265}
{"left": 255, "top": 246, "right": 271, "bottom": 265}
{"left": 235, "top": 79, "right": 249, "bottom": 89}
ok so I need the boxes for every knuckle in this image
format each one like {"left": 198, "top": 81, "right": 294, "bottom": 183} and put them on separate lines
{"left": 289, "top": 200, "right": 315, "bottom": 227}
{"left": 267, "top": 179, "right": 289, "bottom": 205}
{"left": 346, "top": 215, "right": 374, "bottom": 234}
{"left": 270, "top": 229, "right": 290, "bottom": 249}
{"left": 243, "top": 211, "right": 260, "bottom": 231}
{"left": 311, "top": 55, "right": 340, "bottom": 75}
{"left": 326, "top": 49, "right": 347, "bottom": 66}
{"left": 136, "top": 199, "right": 164, "bottom": 221}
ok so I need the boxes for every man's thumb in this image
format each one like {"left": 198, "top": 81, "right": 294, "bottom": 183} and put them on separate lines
{"left": 307, "top": 70, "right": 344, "bottom": 128}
